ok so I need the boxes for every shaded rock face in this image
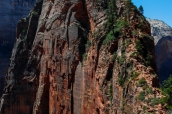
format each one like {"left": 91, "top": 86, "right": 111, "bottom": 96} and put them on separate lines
{"left": 0, "top": 0, "right": 166, "bottom": 114}
{"left": 156, "top": 36, "right": 172, "bottom": 82}
{"left": 0, "top": 57, "right": 10, "bottom": 96}
{"left": 0, "top": 0, "right": 35, "bottom": 97}
{"left": 148, "top": 19, "right": 172, "bottom": 82}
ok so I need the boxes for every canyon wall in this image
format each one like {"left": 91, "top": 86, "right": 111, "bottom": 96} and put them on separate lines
{"left": 0, "top": 0, "right": 35, "bottom": 96}
{"left": 0, "top": 0, "right": 166, "bottom": 114}
{"left": 148, "top": 19, "right": 172, "bottom": 82}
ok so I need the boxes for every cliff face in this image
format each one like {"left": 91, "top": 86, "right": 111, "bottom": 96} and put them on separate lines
{"left": 0, "top": 57, "right": 10, "bottom": 96}
{"left": 0, "top": 0, "right": 166, "bottom": 114}
{"left": 0, "top": 0, "right": 35, "bottom": 96}
{"left": 148, "top": 19, "right": 172, "bottom": 82}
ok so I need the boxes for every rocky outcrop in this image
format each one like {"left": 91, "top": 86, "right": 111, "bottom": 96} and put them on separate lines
{"left": 148, "top": 19, "right": 172, "bottom": 82}
{"left": 0, "top": 0, "right": 166, "bottom": 114}
{"left": 0, "top": 0, "right": 35, "bottom": 97}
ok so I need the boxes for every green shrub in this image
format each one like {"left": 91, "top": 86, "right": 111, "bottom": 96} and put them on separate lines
{"left": 118, "top": 74, "right": 124, "bottom": 87}
{"left": 114, "top": 18, "right": 130, "bottom": 32}
{"left": 143, "top": 106, "right": 147, "bottom": 111}
{"left": 131, "top": 71, "right": 140, "bottom": 80}
{"left": 160, "top": 75, "right": 172, "bottom": 110}
{"left": 92, "top": 28, "right": 101, "bottom": 38}
{"left": 106, "top": 0, "right": 117, "bottom": 32}
{"left": 121, "top": 100, "right": 125, "bottom": 111}
{"left": 132, "top": 30, "right": 139, "bottom": 36}
{"left": 103, "top": 30, "right": 116, "bottom": 44}
{"left": 83, "top": 53, "right": 87, "bottom": 61}
{"left": 142, "top": 85, "right": 148, "bottom": 90}
{"left": 130, "top": 52, "right": 136, "bottom": 58}
{"left": 146, "top": 97, "right": 152, "bottom": 103}
{"left": 138, "top": 91, "right": 145, "bottom": 101}
{"left": 144, "top": 52, "right": 152, "bottom": 66}
{"left": 135, "top": 39, "right": 153, "bottom": 66}
{"left": 112, "top": 52, "right": 117, "bottom": 61}
{"left": 147, "top": 87, "right": 153, "bottom": 94}
{"left": 138, "top": 78, "right": 147, "bottom": 86}
{"left": 104, "top": 0, "right": 131, "bottom": 44}
{"left": 124, "top": 39, "right": 131, "bottom": 48}
{"left": 85, "top": 40, "right": 92, "bottom": 50}
{"left": 118, "top": 54, "right": 125, "bottom": 66}
{"left": 150, "top": 97, "right": 160, "bottom": 106}
{"left": 31, "top": 11, "right": 38, "bottom": 15}
{"left": 135, "top": 40, "right": 144, "bottom": 56}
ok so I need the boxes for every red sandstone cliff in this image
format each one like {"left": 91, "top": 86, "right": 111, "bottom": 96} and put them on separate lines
{"left": 0, "top": 0, "right": 167, "bottom": 114}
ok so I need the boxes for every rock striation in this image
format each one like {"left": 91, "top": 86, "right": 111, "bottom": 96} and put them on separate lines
{"left": 0, "top": 0, "right": 35, "bottom": 97}
{"left": 0, "top": 0, "right": 167, "bottom": 114}
{"left": 148, "top": 19, "right": 172, "bottom": 82}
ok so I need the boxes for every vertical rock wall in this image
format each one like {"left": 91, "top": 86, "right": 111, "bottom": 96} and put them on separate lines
{"left": 0, "top": 0, "right": 166, "bottom": 114}
{"left": 0, "top": 0, "right": 35, "bottom": 97}
{"left": 0, "top": 0, "right": 42, "bottom": 113}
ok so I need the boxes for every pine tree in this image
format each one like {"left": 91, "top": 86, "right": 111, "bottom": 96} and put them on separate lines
{"left": 106, "top": 0, "right": 117, "bottom": 32}
{"left": 138, "top": 5, "right": 144, "bottom": 14}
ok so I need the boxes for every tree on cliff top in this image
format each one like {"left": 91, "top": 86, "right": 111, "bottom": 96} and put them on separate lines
{"left": 138, "top": 5, "right": 144, "bottom": 14}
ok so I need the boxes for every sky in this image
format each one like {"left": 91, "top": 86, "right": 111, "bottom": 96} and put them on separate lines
{"left": 132, "top": 0, "right": 172, "bottom": 27}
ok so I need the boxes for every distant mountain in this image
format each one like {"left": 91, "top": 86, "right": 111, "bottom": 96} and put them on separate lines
{"left": 147, "top": 18, "right": 172, "bottom": 44}
{"left": 148, "top": 19, "right": 172, "bottom": 82}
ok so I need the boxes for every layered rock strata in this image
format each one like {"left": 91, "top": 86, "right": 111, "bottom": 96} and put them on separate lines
{"left": 0, "top": 0, "right": 166, "bottom": 114}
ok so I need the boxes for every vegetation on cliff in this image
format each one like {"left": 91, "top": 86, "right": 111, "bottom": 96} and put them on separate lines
{"left": 160, "top": 75, "right": 172, "bottom": 110}
{"left": 0, "top": 0, "right": 170, "bottom": 113}
{"left": 103, "top": 0, "right": 167, "bottom": 113}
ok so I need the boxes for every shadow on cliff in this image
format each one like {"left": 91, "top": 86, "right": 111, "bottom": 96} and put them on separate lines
{"left": 156, "top": 36, "right": 172, "bottom": 83}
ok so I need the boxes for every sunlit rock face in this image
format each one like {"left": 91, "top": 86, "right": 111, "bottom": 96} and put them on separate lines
{"left": 0, "top": 0, "right": 35, "bottom": 96}
{"left": 148, "top": 19, "right": 172, "bottom": 82}
{"left": 147, "top": 18, "right": 172, "bottom": 44}
{"left": 0, "top": 1, "right": 167, "bottom": 114}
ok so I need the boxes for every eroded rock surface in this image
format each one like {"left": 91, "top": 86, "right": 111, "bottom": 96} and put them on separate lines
{"left": 0, "top": 0, "right": 167, "bottom": 114}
